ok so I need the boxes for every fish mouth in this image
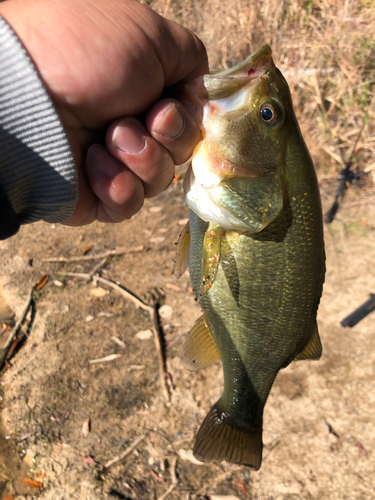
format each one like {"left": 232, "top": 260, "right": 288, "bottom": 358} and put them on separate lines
{"left": 203, "top": 45, "right": 273, "bottom": 100}
{"left": 181, "top": 45, "right": 274, "bottom": 129}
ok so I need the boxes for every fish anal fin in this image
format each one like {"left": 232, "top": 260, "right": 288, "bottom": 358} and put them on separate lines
{"left": 173, "top": 221, "right": 190, "bottom": 279}
{"left": 193, "top": 400, "right": 263, "bottom": 470}
{"left": 294, "top": 322, "right": 322, "bottom": 362}
{"left": 199, "top": 223, "right": 222, "bottom": 299}
{"left": 181, "top": 314, "right": 220, "bottom": 371}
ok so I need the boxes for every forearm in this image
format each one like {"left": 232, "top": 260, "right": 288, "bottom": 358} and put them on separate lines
{"left": 0, "top": 16, "right": 77, "bottom": 240}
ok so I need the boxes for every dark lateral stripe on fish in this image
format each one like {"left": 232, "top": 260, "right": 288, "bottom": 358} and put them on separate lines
{"left": 193, "top": 400, "right": 263, "bottom": 470}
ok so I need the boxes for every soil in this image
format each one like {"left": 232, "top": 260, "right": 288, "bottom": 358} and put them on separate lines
{"left": 0, "top": 166, "right": 374, "bottom": 500}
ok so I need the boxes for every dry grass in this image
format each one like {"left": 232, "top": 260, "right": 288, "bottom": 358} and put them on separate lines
{"left": 144, "top": 0, "right": 375, "bottom": 184}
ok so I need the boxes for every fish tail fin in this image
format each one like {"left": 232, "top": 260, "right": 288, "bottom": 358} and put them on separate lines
{"left": 193, "top": 400, "right": 263, "bottom": 470}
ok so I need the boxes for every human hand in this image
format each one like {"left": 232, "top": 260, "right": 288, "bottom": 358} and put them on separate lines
{"left": 0, "top": 0, "right": 208, "bottom": 225}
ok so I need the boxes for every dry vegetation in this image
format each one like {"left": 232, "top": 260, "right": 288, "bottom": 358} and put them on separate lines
{"left": 145, "top": 0, "right": 375, "bottom": 184}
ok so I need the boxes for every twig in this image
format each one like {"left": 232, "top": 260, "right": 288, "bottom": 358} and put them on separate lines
{"left": 152, "top": 299, "right": 171, "bottom": 403}
{"left": 42, "top": 245, "right": 144, "bottom": 262}
{"left": 59, "top": 273, "right": 171, "bottom": 402}
{"left": 94, "top": 276, "right": 153, "bottom": 314}
{"left": 17, "top": 431, "right": 36, "bottom": 443}
{"left": 0, "top": 287, "right": 34, "bottom": 369}
{"left": 89, "top": 258, "right": 108, "bottom": 277}
{"left": 111, "top": 336, "right": 126, "bottom": 348}
{"left": 2, "top": 353, "right": 37, "bottom": 383}
{"left": 157, "top": 484, "right": 176, "bottom": 500}
{"left": 169, "top": 456, "right": 178, "bottom": 485}
{"left": 63, "top": 273, "right": 153, "bottom": 314}
{"left": 104, "top": 434, "right": 146, "bottom": 469}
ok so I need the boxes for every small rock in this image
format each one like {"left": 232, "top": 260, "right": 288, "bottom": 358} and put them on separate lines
{"left": 136, "top": 329, "right": 153, "bottom": 340}
{"left": 159, "top": 305, "right": 173, "bottom": 319}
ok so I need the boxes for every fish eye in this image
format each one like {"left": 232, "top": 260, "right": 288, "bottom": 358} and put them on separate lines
{"left": 260, "top": 102, "right": 279, "bottom": 126}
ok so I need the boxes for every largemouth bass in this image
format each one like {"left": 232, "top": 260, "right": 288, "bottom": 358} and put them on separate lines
{"left": 174, "top": 45, "right": 325, "bottom": 470}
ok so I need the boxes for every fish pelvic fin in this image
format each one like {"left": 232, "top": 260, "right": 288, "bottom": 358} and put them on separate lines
{"left": 193, "top": 400, "right": 263, "bottom": 470}
{"left": 199, "top": 223, "right": 222, "bottom": 299}
{"left": 181, "top": 314, "right": 220, "bottom": 371}
{"left": 294, "top": 322, "right": 322, "bottom": 362}
{"left": 173, "top": 220, "right": 190, "bottom": 279}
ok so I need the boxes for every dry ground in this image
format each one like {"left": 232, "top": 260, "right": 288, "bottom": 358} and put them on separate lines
{"left": 0, "top": 170, "right": 374, "bottom": 500}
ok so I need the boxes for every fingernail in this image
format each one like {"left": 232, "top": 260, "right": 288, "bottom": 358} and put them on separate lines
{"left": 87, "top": 144, "right": 120, "bottom": 176}
{"left": 155, "top": 103, "right": 184, "bottom": 139}
{"left": 112, "top": 118, "right": 147, "bottom": 154}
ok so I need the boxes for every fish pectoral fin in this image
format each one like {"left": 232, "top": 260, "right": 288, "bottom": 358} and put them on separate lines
{"left": 199, "top": 223, "right": 222, "bottom": 298}
{"left": 193, "top": 400, "right": 263, "bottom": 470}
{"left": 181, "top": 314, "right": 220, "bottom": 371}
{"left": 294, "top": 322, "right": 322, "bottom": 361}
{"left": 173, "top": 220, "right": 190, "bottom": 279}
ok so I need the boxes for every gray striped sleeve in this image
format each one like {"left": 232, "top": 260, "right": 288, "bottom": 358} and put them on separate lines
{"left": 0, "top": 16, "right": 78, "bottom": 239}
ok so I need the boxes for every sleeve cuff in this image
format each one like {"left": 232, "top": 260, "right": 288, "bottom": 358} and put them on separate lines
{"left": 0, "top": 16, "right": 78, "bottom": 239}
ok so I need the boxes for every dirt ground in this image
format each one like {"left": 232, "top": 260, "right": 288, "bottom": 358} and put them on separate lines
{"left": 0, "top": 166, "right": 374, "bottom": 500}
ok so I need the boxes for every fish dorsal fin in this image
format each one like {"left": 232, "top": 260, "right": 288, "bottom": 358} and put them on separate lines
{"left": 173, "top": 220, "right": 190, "bottom": 279}
{"left": 181, "top": 314, "right": 220, "bottom": 371}
{"left": 199, "top": 223, "right": 222, "bottom": 299}
{"left": 294, "top": 322, "right": 322, "bottom": 361}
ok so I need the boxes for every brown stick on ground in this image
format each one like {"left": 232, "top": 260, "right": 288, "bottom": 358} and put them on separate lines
{"left": 104, "top": 434, "right": 147, "bottom": 469}
{"left": 150, "top": 293, "right": 171, "bottom": 403}
{"left": 60, "top": 273, "right": 171, "bottom": 401}
{"left": 42, "top": 245, "right": 144, "bottom": 262}
{"left": 0, "top": 287, "right": 34, "bottom": 369}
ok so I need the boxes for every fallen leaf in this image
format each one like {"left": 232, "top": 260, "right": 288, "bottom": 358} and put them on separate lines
{"left": 150, "top": 469, "right": 164, "bottom": 483}
{"left": 22, "top": 478, "right": 43, "bottom": 488}
{"left": 235, "top": 483, "right": 249, "bottom": 496}
{"left": 165, "top": 283, "right": 182, "bottom": 292}
{"left": 35, "top": 471, "right": 46, "bottom": 480}
{"left": 35, "top": 275, "right": 49, "bottom": 291}
{"left": 354, "top": 139, "right": 363, "bottom": 153}
{"left": 82, "top": 417, "right": 90, "bottom": 437}
{"left": 178, "top": 449, "right": 205, "bottom": 465}
{"left": 172, "top": 173, "right": 182, "bottom": 183}
{"left": 136, "top": 329, "right": 153, "bottom": 340}
{"left": 2, "top": 495, "right": 15, "bottom": 500}
{"left": 7, "top": 338, "right": 23, "bottom": 356}
{"left": 2, "top": 360, "right": 11, "bottom": 371}
{"left": 90, "top": 287, "right": 108, "bottom": 297}
{"left": 82, "top": 245, "right": 93, "bottom": 255}
{"left": 159, "top": 305, "right": 173, "bottom": 319}
{"left": 149, "top": 206, "right": 163, "bottom": 213}
{"left": 79, "top": 456, "right": 98, "bottom": 465}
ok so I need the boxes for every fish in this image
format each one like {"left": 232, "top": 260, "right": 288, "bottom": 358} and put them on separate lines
{"left": 174, "top": 45, "right": 325, "bottom": 470}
